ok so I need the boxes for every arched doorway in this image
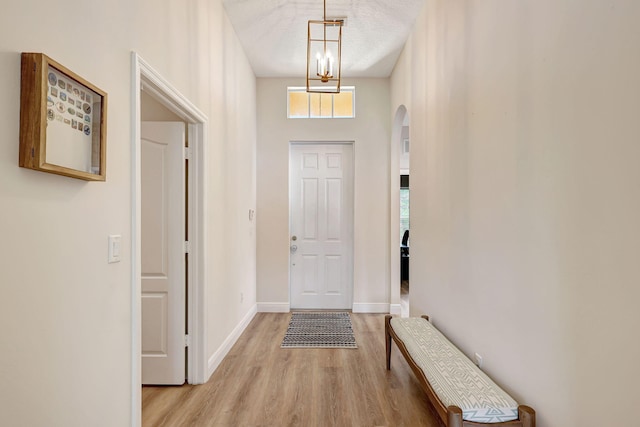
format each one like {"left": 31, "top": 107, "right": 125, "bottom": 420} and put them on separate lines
{"left": 390, "top": 106, "right": 410, "bottom": 317}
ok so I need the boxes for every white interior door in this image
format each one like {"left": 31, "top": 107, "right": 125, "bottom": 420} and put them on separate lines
{"left": 141, "top": 121, "right": 186, "bottom": 385}
{"left": 289, "top": 143, "right": 354, "bottom": 309}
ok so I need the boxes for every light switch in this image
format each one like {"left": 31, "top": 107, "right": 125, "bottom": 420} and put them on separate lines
{"left": 108, "top": 235, "right": 121, "bottom": 263}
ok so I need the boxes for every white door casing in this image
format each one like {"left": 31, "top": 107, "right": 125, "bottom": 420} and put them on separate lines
{"left": 289, "top": 143, "right": 354, "bottom": 310}
{"left": 141, "top": 121, "right": 186, "bottom": 385}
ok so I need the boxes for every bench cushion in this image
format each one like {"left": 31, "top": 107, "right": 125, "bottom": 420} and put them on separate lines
{"left": 390, "top": 317, "right": 519, "bottom": 423}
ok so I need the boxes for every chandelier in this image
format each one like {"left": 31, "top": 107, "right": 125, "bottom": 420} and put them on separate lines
{"left": 306, "top": 0, "right": 343, "bottom": 93}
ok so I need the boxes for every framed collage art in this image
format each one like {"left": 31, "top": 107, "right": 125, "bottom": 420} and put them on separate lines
{"left": 19, "top": 52, "right": 107, "bottom": 181}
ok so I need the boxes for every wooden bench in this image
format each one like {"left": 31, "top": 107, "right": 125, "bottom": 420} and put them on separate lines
{"left": 385, "top": 315, "right": 535, "bottom": 427}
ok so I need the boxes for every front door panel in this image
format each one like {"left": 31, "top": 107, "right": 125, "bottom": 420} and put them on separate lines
{"left": 290, "top": 143, "right": 353, "bottom": 309}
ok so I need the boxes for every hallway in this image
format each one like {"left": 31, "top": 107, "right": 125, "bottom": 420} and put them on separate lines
{"left": 142, "top": 313, "right": 442, "bottom": 426}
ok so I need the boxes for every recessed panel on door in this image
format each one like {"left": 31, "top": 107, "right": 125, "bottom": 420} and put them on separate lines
{"left": 303, "top": 153, "right": 319, "bottom": 169}
{"left": 326, "top": 153, "right": 342, "bottom": 169}
{"left": 303, "top": 178, "right": 318, "bottom": 240}
{"left": 141, "top": 293, "right": 168, "bottom": 355}
{"left": 325, "top": 255, "right": 342, "bottom": 294}
{"left": 302, "top": 255, "right": 319, "bottom": 294}
{"left": 326, "top": 178, "right": 342, "bottom": 241}
{"left": 141, "top": 141, "right": 168, "bottom": 275}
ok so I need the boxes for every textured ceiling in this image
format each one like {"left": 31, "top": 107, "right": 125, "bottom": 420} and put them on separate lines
{"left": 222, "top": 0, "right": 426, "bottom": 78}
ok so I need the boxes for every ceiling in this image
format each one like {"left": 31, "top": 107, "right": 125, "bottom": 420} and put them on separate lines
{"left": 222, "top": 0, "right": 426, "bottom": 78}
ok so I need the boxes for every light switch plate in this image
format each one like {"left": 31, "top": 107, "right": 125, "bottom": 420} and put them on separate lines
{"left": 108, "top": 235, "right": 121, "bottom": 263}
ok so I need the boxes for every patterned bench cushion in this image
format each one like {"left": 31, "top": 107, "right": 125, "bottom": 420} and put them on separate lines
{"left": 390, "top": 317, "right": 519, "bottom": 423}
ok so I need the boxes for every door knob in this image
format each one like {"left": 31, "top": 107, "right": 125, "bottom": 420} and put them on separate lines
{"left": 290, "top": 245, "right": 298, "bottom": 253}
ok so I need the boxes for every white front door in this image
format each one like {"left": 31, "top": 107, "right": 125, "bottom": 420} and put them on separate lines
{"left": 289, "top": 143, "right": 354, "bottom": 310}
{"left": 141, "top": 121, "right": 186, "bottom": 385}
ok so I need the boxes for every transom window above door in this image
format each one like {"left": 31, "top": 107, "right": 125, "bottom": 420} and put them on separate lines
{"left": 287, "top": 86, "right": 355, "bottom": 119}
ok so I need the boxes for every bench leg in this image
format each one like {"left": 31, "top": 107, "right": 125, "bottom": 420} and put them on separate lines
{"left": 447, "top": 406, "right": 464, "bottom": 427}
{"left": 518, "top": 405, "right": 536, "bottom": 427}
{"left": 385, "top": 315, "right": 392, "bottom": 370}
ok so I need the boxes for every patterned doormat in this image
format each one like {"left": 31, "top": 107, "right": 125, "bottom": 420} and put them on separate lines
{"left": 280, "top": 312, "right": 358, "bottom": 349}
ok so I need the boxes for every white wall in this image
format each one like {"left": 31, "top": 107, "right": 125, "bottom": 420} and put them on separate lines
{"left": 391, "top": 1, "right": 640, "bottom": 426}
{"left": 0, "top": 0, "right": 256, "bottom": 425}
{"left": 256, "top": 78, "right": 390, "bottom": 312}
{"left": 141, "top": 91, "right": 182, "bottom": 121}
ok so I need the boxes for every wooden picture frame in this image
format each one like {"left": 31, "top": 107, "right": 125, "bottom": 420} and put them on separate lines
{"left": 19, "top": 52, "right": 107, "bottom": 181}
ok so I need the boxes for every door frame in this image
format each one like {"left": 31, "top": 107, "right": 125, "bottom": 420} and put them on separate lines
{"left": 288, "top": 141, "right": 355, "bottom": 310}
{"left": 131, "top": 53, "right": 209, "bottom": 426}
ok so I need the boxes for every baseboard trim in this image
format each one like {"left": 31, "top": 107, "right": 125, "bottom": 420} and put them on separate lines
{"left": 352, "top": 303, "right": 390, "bottom": 313}
{"left": 257, "top": 302, "right": 392, "bottom": 314}
{"left": 389, "top": 303, "right": 402, "bottom": 316}
{"left": 257, "top": 302, "right": 290, "bottom": 313}
{"left": 207, "top": 304, "right": 258, "bottom": 378}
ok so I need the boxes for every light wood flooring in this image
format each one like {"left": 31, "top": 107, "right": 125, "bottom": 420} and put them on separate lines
{"left": 142, "top": 313, "right": 443, "bottom": 427}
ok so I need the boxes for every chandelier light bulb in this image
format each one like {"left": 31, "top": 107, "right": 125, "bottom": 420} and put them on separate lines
{"left": 306, "top": 0, "right": 343, "bottom": 93}
{"left": 316, "top": 51, "right": 334, "bottom": 82}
